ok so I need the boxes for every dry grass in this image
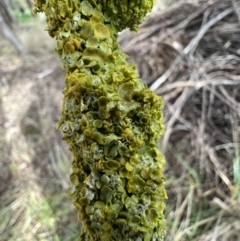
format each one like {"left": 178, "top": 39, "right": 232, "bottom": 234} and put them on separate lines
{"left": 0, "top": 19, "right": 80, "bottom": 240}
{"left": 0, "top": 0, "right": 240, "bottom": 240}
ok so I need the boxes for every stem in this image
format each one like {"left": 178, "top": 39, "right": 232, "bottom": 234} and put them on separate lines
{"left": 34, "top": 1, "right": 167, "bottom": 240}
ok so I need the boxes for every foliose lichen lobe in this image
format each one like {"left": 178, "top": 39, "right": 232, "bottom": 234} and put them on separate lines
{"left": 34, "top": 0, "right": 167, "bottom": 240}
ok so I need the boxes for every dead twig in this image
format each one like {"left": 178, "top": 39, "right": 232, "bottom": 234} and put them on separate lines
{"left": 150, "top": 7, "right": 234, "bottom": 91}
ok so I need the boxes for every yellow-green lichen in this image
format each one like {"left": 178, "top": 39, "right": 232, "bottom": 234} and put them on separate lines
{"left": 34, "top": 0, "right": 167, "bottom": 240}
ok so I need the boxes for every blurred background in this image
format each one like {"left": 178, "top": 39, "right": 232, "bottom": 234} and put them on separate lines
{"left": 0, "top": 0, "right": 239, "bottom": 240}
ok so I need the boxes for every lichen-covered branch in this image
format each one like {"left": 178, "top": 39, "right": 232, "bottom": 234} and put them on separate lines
{"left": 34, "top": 0, "right": 167, "bottom": 240}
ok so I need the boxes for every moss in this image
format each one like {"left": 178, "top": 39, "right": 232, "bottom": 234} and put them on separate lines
{"left": 34, "top": 0, "right": 167, "bottom": 240}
